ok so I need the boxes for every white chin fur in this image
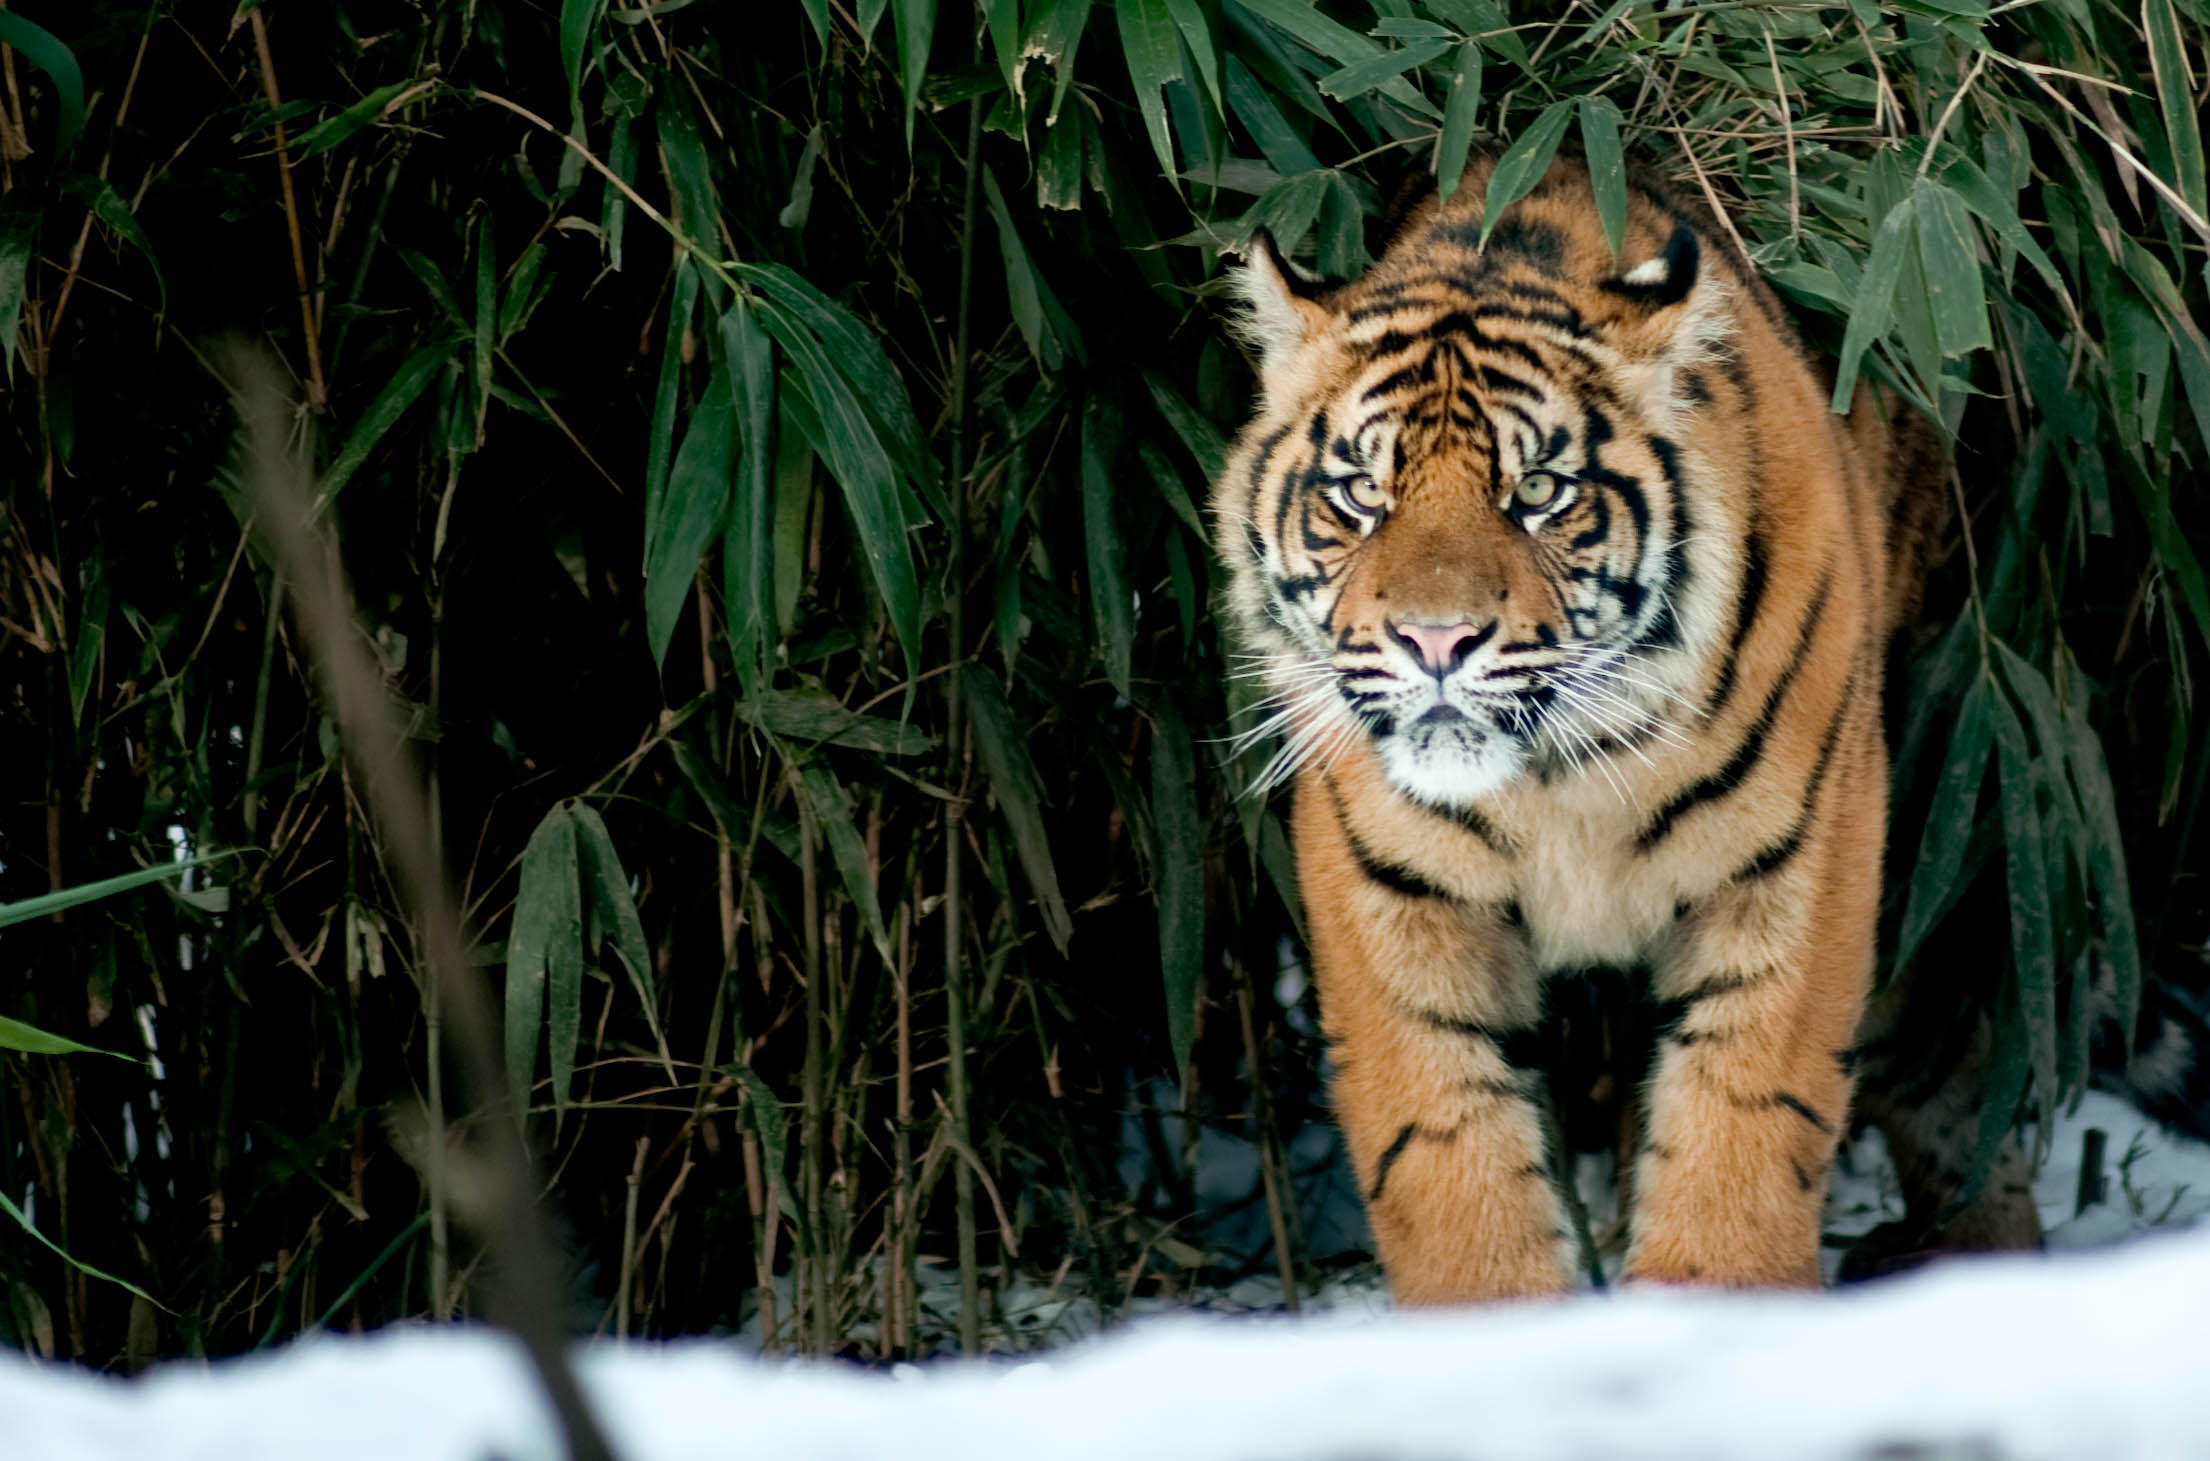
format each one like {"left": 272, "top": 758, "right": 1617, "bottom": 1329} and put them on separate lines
{"left": 1375, "top": 725, "right": 1526, "bottom": 808}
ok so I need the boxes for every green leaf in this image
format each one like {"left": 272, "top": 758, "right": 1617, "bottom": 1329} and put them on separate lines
{"left": 1992, "top": 686, "right": 2057, "bottom": 1116}
{"left": 1949, "top": 983, "right": 2029, "bottom": 1218}
{"left": 2145, "top": 0, "right": 2207, "bottom": 222}
{"left": 1578, "top": 95, "right": 1627, "bottom": 257}
{"left": 735, "top": 688, "right": 936, "bottom": 756}
{"left": 1434, "top": 42, "right": 1483, "bottom": 203}
{"left": 0, "top": 854, "right": 223, "bottom": 931}
{"left": 1938, "top": 153, "right": 2065, "bottom": 299}
{"left": 736, "top": 263, "right": 938, "bottom": 513}
{"left": 0, "top": 209, "right": 33, "bottom": 384}
{"left": 291, "top": 81, "right": 414, "bottom": 158}
{"left": 1234, "top": 0, "right": 1438, "bottom": 116}
{"left": 800, "top": 766, "right": 892, "bottom": 962}
{"left": 1894, "top": 673, "right": 1993, "bottom": 972}
{"left": 1139, "top": 439, "right": 1208, "bottom": 543}
{"left": 753, "top": 301, "right": 922, "bottom": 662}
{"left": 1477, "top": 99, "right": 1574, "bottom": 248}
{"left": 507, "top": 805, "right": 583, "bottom": 1121}
{"left": 1081, "top": 396, "right": 1134, "bottom": 698}
{"left": 2061, "top": 673, "right": 2141, "bottom": 1048}
{"left": 965, "top": 669, "right": 1074, "bottom": 953}
{"left": 893, "top": 0, "right": 936, "bottom": 147}
{"left": 644, "top": 380, "right": 735, "bottom": 672}
{"left": 1165, "top": 0, "right": 1224, "bottom": 111}
{"left": 472, "top": 217, "right": 496, "bottom": 442}
{"left": 0, "top": 1015, "right": 128, "bottom": 1059}
{"left": 1121, "top": 0, "right": 1188, "bottom": 182}
{"left": 0, "top": 1188, "right": 164, "bottom": 1310}
{"left": 62, "top": 176, "right": 164, "bottom": 312}
{"left": 0, "top": 13, "right": 85, "bottom": 153}
{"left": 721, "top": 304, "right": 777, "bottom": 695}
{"left": 1320, "top": 36, "right": 1448, "bottom": 100}
{"left": 1151, "top": 705, "right": 1204, "bottom": 1078}
{"left": 569, "top": 804, "right": 670, "bottom": 1079}
{"left": 396, "top": 247, "right": 468, "bottom": 331}
{"left": 983, "top": 165, "right": 1062, "bottom": 370}
{"left": 1828, "top": 195, "right": 1915, "bottom": 412}
{"left": 1142, "top": 371, "right": 1227, "bottom": 482}
{"left": 1911, "top": 178, "right": 1991, "bottom": 359}
{"left": 646, "top": 261, "right": 701, "bottom": 515}
{"left": 561, "top": 0, "right": 607, "bottom": 110}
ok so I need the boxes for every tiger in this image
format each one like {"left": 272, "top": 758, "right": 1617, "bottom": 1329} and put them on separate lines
{"left": 1210, "top": 152, "right": 1951, "bottom": 1302}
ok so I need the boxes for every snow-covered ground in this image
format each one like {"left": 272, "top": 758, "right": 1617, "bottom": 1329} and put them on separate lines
{"left": 4, "top": 1088, "right": 2206, "bottom": 1461}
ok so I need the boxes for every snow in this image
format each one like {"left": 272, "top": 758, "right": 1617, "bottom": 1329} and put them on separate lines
{"left": 4, "top": 1088, "right": 2206, "bottom": 1461}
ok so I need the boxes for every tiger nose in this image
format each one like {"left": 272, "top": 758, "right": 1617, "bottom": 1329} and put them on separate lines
{"left": 1386, "top": 618, "right": 1495, "bottom": 678}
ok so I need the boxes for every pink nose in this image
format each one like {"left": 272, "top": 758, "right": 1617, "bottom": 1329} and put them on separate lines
{"left": 1388, "top": 619, "right": 1493, "bottom": 677}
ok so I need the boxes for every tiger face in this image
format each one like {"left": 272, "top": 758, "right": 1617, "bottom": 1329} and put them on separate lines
{"left": 1218, "top": 185, "right": 1732, "bottom": 810}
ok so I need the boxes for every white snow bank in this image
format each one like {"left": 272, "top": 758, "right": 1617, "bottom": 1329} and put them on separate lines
{"left": 7, "top": 1215, "right": 2210, "bottom": 1461}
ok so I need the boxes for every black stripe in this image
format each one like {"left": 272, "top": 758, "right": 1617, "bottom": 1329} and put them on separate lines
{"left": 1330, "top": 784, "right": 1447, "bottom": 899}
{"left": 1772, "top": 1092, "right": 1830, "bottom": 1133}
{"left": 1705, "top": 524, "right": 1769, "bottom": 717}
{"left": 1635, "top": 569, "right": 1833, "bottom": 851}
{"left": 1792, "top": 1159, "right": 1815, "bottom": 1192}
{"left": 1408, "top": 795, "right": 1514, "bottom": 856}
{"left": 1417, "top": 1010, "right": 1544, "bottom": 1072}
{"left": 1729, "top": 665, "right": 1858, "bottom": 883}
{"left": 1368, "top": 1123, "right": 1420, "bottom": 1202}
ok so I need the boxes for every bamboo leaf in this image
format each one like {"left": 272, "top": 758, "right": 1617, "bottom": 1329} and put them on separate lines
{"left": 753, "top": 302, "right": 922, "bottom": 661}
{"left": 800, "top": 766, "right": 893, "bottom": 963}
{"left": 735, "top": 689, "right": 936, "bottom": 756}
{"left": 1894, "top": 673, "right": 1993, "bottom": 972}
{"left": 1477, "top": 100, "right": 1575, "bottom": 248}
{"left": 61, "top": 176, "right": 164, "bottom": 312}
{"left": 1435, "top": 42, "right": 1483, "bottom": 202}
{"left": 1319, "top": 37, "right": 1449, "bottom": 101}
{"left": 561, "top": 0, "right": 607, "bottom": 108}
{"left": 1911, "top": 178, "right": 1992, "bottom": 359}
{"left": 1992, "top": 686, "right": 2057, "bottom": 1116}
{"left": 1578, "top": 95, "right": 1627, "bottom": 258}
{"left": 0, "top": 1015, "right": 129, "bottom": 1059}
{"left": 982, "top": 165, "right": 1062, "bottom": 370}
{"left": 0, "top": 209, "right": 33, "bottom": 384}
{"left": 644, "top": 380, "right": 735, "bottom": 672}
{"left": 0, "top": 13, "right": 85, "bottom": 153}
{"left": 647, "top": 260, "right": 702, "bottom": 517}
{"left": 313, "top": 335, "right": 450, "bottom": 512}
{"left": 0, "top": 1188, "right": 164, "bottom": 1309}
{"left": 1151, "top": 704, "right": 1205, "bottom": 1078}
{"left": 721, "top": 304, "right": 777, "bottom": 694}
{"left": 1233, "top": 0, "right": 1438, "bottom": 115}
{"left": 1165, "top": 0, "right": 1225, "bottom": 111}
{"left": 2145, "top": 0, "right": 2207, "bottom": 222}
{"left": 1120, "top": 0, "right": 1188, "bottom": 182}
{"left": 1142, "top": 371, "right": 1227, "bottom": 482}
{"left": 569, "top": 804, "right": 672, "bottom": 1082}
{"left": 736, "top": 263, "right": 938, "bottom": 514}
{"left": 893, "top": 0, "right": 936, "bottom": 147}
{"left": 965, "top": 670, "right": 1074, "bottom": 952}
{"left": 291, "top": 80, "right": 414, "bottom": 158}
{"left": 1081, "top": 395, "right": 1134, "bottom": 698}
{"left": 507, "top": 805, "right": 583, "bottom": 1122}
{"left": 2062, "top": 675, "right": 2143, "bottom": 1048}
{"left": 1828, "top": 195, "right": 1915, "bottom": 411}
{"left": 0, "top": 855, "right": 222, "bottom": 931}
{"left": 1948, "top": 985, "right": 2029, "bottom": 1218}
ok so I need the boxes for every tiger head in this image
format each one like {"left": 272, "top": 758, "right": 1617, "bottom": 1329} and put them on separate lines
{"left": 1215, "top": 159, "right": 1743, "bottom": 810}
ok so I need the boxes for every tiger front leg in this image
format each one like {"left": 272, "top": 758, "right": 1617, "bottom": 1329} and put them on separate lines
{"left": 1626, "top": 841, "right": 1878, "bottom": 1288}
{"left": 1298, "top": 792, "right": 1572, "bottom": 1304}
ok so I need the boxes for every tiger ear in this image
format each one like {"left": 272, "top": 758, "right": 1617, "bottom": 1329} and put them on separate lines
{"left": 1601, "top": 223, "right": 1730, "bottom": 415}
{"left": 1229, "top": 230, "right": 1332, "bottom": 380}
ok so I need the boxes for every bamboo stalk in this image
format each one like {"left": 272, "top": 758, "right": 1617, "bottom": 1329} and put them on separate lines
{"left": 938, "top": 6, "right": 988, "bottom": 1360}
{"left": 247, "top": 12, "right": 327, "bottom": 410}
{"left": 797, "top": 782, "right": 826, "bottom": 1355}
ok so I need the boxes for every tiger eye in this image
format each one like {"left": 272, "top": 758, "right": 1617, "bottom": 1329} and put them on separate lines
{"left": 1345, "top": 473, "right": 1384, "bottom": 510}
{"left": 1514, "top": 471, "right": 1561, "bottom": 509}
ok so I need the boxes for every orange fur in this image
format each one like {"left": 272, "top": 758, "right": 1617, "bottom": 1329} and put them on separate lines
{"left": 1213, "top": 156, "right": 1942, "bottom": 1301}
